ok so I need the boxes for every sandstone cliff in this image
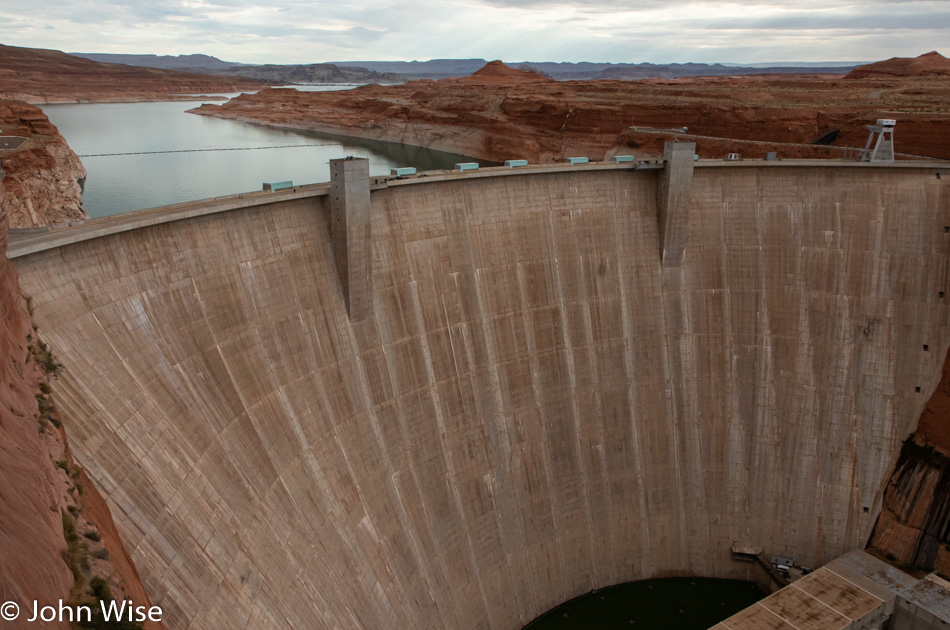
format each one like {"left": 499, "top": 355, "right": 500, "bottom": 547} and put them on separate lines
{"left": 2, "top": 106, "right": 163, "bottom": 628}
{"left": 868, "top": 347, "right": 950, "bottom": 577}
{"left": 191, "top": 56, "right": 950, "bottom": 162}
{"left": 0, "top": 271, "right": 165, "bottom": 629}
{"left": 1, "top": 100, "right": 87, "bottom": 228}
{"left": 0, "top": 179, "right": 73, "bottom": 627}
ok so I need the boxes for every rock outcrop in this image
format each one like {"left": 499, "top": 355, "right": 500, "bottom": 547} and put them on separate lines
{"left": 191, "top": 58, "right": 950, "bottom": 162}
{"left": 0, "top": 99, "right": 87, "bottom": 228}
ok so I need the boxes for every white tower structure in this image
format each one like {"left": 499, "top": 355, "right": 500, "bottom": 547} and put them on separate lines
{"left": 861, "top": 119, "right": 896, "bottom": 162}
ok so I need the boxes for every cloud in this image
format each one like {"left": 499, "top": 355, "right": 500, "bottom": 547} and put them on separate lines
{"left": 690, "top": 7, "right": 950, "bottom": 31}
{"left": 0, "top": 0, "right": 947, "bottom": 64}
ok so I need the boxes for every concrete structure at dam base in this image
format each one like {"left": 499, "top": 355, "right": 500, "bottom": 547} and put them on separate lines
{"left": 8, "top": 148, "right": 950, "bottom": 629}
{"left": 717, "top": 549, "right": 950, "bottom": 630}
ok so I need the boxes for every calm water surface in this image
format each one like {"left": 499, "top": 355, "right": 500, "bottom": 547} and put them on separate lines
{"left": 524, "top": 577, "right": 764, "bottom": 630}
{"left": 42, "top": 87, "right": 479, "bottom": 218}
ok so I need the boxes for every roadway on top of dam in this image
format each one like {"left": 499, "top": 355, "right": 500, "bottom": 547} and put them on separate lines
{"left": 8, "top": 158, "right": 949, "bottom": 260}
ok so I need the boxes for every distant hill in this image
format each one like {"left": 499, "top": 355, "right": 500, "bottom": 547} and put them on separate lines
{"left": 0, "top": 44, "right": 264, "bottom": 103}
{"left": 728, "top": 61, "right": 871, "bottom": 68}
{"left": 455, "top": 60, "right": 553, "bottom": 85}
{"left": 847, "top": 51, "right": 950, "bottom": 79}
{"left": 71, "top": 53, "right": 238, "bottom": 71}
{"left": 209, "top": 63, "right": 403, "bottom": 84}
{"left": 71, "top": 53, "right": 404, "bottom": 84}
{"left": 334, "top": 59, "right": 858, "bottom": 80}
{"left": 67, "top": 52, "right": 862, "bottom": 83}
{"left": 331, "top": 59, "right": 489, "bottom": 80}
{"left": 590, "top": 63, "right": 857, "bottom": 80}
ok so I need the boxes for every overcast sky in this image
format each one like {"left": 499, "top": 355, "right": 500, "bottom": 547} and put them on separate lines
{"left": 1, "top": 0, "right": 947, "bottom": 64}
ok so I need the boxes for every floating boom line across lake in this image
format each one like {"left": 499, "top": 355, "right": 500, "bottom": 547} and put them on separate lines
{"left": 79, "top": 143, "right": 339, "bottom": 157}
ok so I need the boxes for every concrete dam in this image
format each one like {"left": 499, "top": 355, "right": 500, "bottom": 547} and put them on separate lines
{"left": 8, "top": 156, "right": 950, "bottom": 629}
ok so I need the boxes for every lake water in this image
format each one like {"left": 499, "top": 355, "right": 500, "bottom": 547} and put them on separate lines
{"left": 41, "top": 87, "right": 479, "bottom": 218}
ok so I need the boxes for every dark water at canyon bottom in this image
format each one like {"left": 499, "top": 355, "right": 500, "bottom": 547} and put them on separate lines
{"left": 524, "top": 577, "right": 764, "bottom": 630}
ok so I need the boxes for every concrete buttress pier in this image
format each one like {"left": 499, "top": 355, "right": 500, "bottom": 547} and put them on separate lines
{"left": 657, "top": 141, "right": 695, "bottom": 266}
{"left": 330, "top": 157, "right": 373, "bottom": 319}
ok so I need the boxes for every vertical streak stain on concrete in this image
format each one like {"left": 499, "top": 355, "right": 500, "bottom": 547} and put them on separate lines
{"left": 10, "top": 166, "right": 950, "bottom": 629}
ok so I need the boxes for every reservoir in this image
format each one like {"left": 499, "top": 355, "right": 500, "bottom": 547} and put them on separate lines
{"left": 41, "top": 87, "right": 479, "bottom": 218}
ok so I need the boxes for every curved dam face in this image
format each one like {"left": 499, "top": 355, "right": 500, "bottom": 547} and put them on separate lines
{"left": 11, "top": 163, "right": 950, "bottom": 629}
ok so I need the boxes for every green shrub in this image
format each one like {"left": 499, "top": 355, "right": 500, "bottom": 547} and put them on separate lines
{"left": 88, "top": 576, "right": 111, "bottom": 601}
{"left": 62, "top": 511, "right": 79, "bottom": 543}
{"left": 76, "top": 575, "right": 143, "bottom": 630}
{"left": 40, "top": 350, "right": 63, "bottom": 377}
{"left": 28, "top": 340, "right": 64, "bottom": 377}
{"left": 61, "top": 509, "right": 144, "bottom": 630}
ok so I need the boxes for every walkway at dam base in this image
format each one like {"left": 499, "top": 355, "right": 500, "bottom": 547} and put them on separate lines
{"left": 7, "top": 148, "right": 950, "bottom": 630}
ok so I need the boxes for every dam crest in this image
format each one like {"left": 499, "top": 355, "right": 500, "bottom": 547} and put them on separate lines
{"left": 9, "top": 156, "right": 950, "bottom": 629}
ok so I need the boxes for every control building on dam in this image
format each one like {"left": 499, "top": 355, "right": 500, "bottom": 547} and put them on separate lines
{"left": 7, "top": 148, "right": 950, "bottom": 629}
